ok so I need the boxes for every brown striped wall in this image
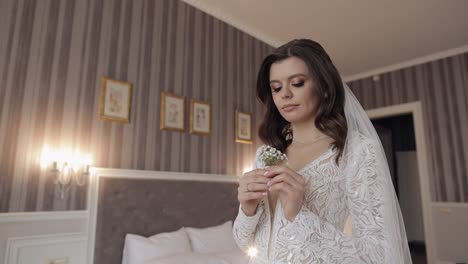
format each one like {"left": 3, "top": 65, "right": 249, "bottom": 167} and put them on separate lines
{"left": 0, "top": 0, "right": 273, "bottom": 212}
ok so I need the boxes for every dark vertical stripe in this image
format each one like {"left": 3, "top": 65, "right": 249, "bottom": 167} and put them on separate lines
{"left": 199, "top": 12, "right": 207, "bottom": 172}
{"left": 130, "top": 0, "right": 144, "bottom": 168}
{"left": 155, "top": 0, "right": 169, "bottom": 170}
{"left": 401, "top": 69, "right": 409, "bottom": 102}
{"left": 220, "top": 24, "right": 228, "bottom": 173}
{"left": 438, "top": 59, "right": 459, "bottom": 201}
{"left": 0, "top": 0, "right": 19, "bottom": 212}
{"left": 165, "top": 0, "right": 181, "bottom": 171}
{"left": 410, "top": 67, "right": 419, "bottom": 101}
{"left": 442, "top": 58, "right": 463, "bottom": 201}
{"left": 0, "top": 0, "right": 37, "bottom": 212}
{"left": 461, "top": 55, "right": 468, "bottom": 201}
{"left": 229, "top": 26, "right": 236, "bottom": 173}
{"left": 73, "top": 0, "right": 91, "bottom": 210}
{"left": 183, "top": 3, "right": 195, "bottom": 171}
{"left": 203, "top": 14, "right": 213, "bottom": 173}
{"left": 112, "top": 0, "right": 133, "bottom": 168}
{"left": 426, "top": 63, "right": 447, "bottom": 200}
{"left": 386, "top": 73, "right": 393, "bottom": 105}
{"left": 135, "top": 0, "right": 154, "bottom": 169}
{"left": 0, "top": 0, "right": 19, "bottom": 118}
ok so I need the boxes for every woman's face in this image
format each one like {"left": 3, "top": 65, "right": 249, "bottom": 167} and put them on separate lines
{"left": 269, "top": 56, "right": 318, "bottom": 124}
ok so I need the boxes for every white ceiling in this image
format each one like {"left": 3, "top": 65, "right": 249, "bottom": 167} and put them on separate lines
{"left": 182, "top": 0, "right": 468, "bottom": 80}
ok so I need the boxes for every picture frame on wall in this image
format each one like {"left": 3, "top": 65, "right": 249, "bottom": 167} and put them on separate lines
{"left": 235, "top": 111, "right": 253, "bottom": 144}
{"left": 99, "top": 77, "right": 132, "bottom": 123}
{"left": 160, "top": 92, "right": 185, "bottom": 131}
{"left": 190, "top": 99, "right": 211, "bottom": 135}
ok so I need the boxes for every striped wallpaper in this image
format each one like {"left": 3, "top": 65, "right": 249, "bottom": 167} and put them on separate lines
{"left": 0, "top": 0, "right": 273, "bottom": 212}
{"left": 348, "top": 52, "right": 468, "bottom": 202}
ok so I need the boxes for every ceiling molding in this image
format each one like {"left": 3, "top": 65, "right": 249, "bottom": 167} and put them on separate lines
{"left": 344, "top": 44, "right": 468, "bottom": 82}
{"left": 181, "top": 0, "right": 281, "bottom": 48}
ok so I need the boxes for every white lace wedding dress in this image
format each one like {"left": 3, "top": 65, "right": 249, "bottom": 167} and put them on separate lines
{"left": 233, "top": 133, "right": 409, "bottom": 263}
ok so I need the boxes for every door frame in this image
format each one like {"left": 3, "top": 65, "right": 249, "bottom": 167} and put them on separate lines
{"left": 367, "top": 101, "right": 434, "bottom": 263}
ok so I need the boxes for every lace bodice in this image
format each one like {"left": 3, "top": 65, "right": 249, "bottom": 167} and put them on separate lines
{"left": 233, "top": 135, "right": 405, "bottom": 263}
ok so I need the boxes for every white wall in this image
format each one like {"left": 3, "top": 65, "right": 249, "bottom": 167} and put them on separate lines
{"left": 0, "top": 211, "right": 87, "bottom": 264}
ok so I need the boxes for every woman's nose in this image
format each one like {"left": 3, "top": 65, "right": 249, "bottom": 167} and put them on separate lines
{"left": 281, "top": 86, "right": 292, "bottom": 99}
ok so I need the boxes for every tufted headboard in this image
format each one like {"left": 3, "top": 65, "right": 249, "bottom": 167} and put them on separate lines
{"left": 86, "top": 169, "right": 240, "bottom": 264}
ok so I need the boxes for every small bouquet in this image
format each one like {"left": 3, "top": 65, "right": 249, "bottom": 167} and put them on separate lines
{"left": 259, "top": 145, "right": 288, "bottom": 167}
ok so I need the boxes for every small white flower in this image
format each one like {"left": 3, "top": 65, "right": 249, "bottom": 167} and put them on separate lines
{"left": 259, "top": 145, "right": 288, "bottom": 166}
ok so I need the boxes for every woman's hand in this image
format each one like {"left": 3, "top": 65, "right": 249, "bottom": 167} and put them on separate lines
{"left": 238, "top": 169, "right": 269, "bottom": 216}
{"left": 265, "top": 166, "right": 305, "bottom": 222}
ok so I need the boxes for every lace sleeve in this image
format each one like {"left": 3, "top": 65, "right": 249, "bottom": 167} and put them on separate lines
{"left": 232, "top": 145, "right": 266, "bottom": 251}
{"left": 276, "top": 139, "right": 392, "bottom": 263}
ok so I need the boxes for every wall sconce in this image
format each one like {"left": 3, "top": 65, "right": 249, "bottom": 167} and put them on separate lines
{"left": 40, "top": 145, "right": 92, "bottom": 199}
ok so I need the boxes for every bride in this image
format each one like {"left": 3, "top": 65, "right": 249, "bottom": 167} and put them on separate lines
{"left": 233, "top": 39, "right": 412, "bottom": 263}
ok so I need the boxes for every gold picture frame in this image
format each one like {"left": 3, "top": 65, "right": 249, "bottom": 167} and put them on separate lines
{"left": 190, "top": 99, "right": 211, "bottom": 135}
{"left": 235, "top": 111, "right": 253, "bottom": 144}
{"left": 99, "top": 77, "right": 132, "bottom": 123}
{"left": 160, "top": 92, "right": 185, "bottom": 132}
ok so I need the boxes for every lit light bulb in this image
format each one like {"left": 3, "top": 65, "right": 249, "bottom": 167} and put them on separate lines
{"left": 247, "top": 247, "right": 257, "bottom": 258}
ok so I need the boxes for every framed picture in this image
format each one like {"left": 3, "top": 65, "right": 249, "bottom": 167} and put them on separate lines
{"left": 160, "top": 92, "right": 185, "bottom": 131}
{"left": 190, "top": 99, "right": 211, "bottom": 135}
{"left": 99, "top": 77, "right": 132, "bottom": 123}
{"left": 235, "top": 111, "right": 253, "bottom": 144}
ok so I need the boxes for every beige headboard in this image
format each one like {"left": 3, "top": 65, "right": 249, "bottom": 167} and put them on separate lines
{"left": 86, "top": 169, "right": 240, "bottom": 264}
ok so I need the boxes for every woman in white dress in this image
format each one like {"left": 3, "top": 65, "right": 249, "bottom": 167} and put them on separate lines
{"left": 233, "top": 39, "right": 412, "bottom": 263}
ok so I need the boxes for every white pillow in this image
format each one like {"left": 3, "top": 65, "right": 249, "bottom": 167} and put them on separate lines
{"left": 184, "top": 221, "right": 238, "bottom": 253}
{"left": 144, "top": 252, "right": 229, "bottom": 264}
{"left": 122, "top": 227, "right": 191, "bottom": 264}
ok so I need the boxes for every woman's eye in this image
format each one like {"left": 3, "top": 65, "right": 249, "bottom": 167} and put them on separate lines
{"left": 271, "top": 87, "right": 281, "bottom": 93}
{"left": 292, "top": 81, "right": 304, "bottom": 87}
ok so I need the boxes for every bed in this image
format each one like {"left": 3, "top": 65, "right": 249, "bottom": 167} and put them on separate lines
{"left": 86, "top": 168, "right": 245, "bottom": 264}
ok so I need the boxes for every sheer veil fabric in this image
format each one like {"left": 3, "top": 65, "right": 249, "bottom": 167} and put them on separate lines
{"left": 341, "top": 82, "right": 412, "bottom": 263}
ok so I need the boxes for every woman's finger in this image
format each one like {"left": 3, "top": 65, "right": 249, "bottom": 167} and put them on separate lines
{"left": 238, "top": 191, "right": 267, "bottom": 201}
{"left": 264, "top": 166, "right": 304, "bottom": 184}
{"left": 242, "top": 168, "right": 267, "bottom": 178}
{"left": 245, "top": 183, "right": 268, "bottom": 192}
{"left": 267, "top": 173, "right": 302, "bottom": 190}
{"left": 268, "top": 182, "right": 294, "bottom": 194}
{"left": 239, "top": 175, "right": 269, "bottom": 191}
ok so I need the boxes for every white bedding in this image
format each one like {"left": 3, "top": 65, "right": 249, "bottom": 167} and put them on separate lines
{"left": 122, "top": 221, "right": 248, "bottom": 264}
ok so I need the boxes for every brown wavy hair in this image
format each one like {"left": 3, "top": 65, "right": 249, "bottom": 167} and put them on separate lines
{"left": 256, "top": 39, "right": 347, "bottom": 162}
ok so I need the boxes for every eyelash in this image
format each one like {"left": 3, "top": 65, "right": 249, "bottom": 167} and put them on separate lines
{"left": 292, "top": 81, "right": 304, "bottom": 87}
{"left": 272, "top": 87, "right": 281, "bottom": 93}
{"left": 271, "top": 81, "right": 304, "bottom": 93}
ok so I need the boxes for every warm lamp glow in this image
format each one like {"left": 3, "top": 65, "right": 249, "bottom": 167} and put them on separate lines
{"left": 40, "top": 145, "right": 93, "bottom": 198}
